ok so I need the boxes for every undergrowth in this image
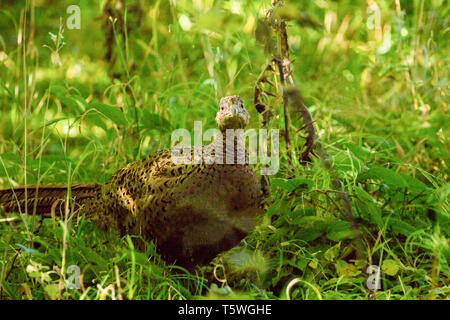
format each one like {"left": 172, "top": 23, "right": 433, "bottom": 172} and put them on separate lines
{"left": 0, "top": 0, "right": 448, "bottom": 300}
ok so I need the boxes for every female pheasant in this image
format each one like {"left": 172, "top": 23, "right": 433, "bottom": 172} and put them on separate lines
{"left": 0, "top": 96, "right": 262, "bottom": 268}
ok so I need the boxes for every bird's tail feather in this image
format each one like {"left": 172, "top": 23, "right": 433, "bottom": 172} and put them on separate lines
{"left": 0, "top": 183, "right": 101, "bottom": 216}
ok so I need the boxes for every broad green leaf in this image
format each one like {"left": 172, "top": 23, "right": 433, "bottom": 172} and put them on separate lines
{"left": 326, "top": 221, "right": 356, "bottom": 242}
{"left": 78, "top": 246, "right": 109, "bottom": 270}
{"left": 0, "top": 165, "right": 18, "bottom": 177}
{"left": 84, "top": 112, "right": 107, "bottom": 131}
{"left": 382, "top": 259, "right": 400, "bottom": 276}
{"left": 389, "top": 218, "right": 416, "bottom": 236}
{"left": 295, "top": 229, "right": 326, "bottom": 242}
{"left": 398, "top": 172, "right": 429, "bottom": 192}
{"left": 354, "top": 186, "right": 383, "bottom": 225}
{"left": 358, "top": 167, "right": 408, "bottom": 188}
{"left": 308, "top": 258, "right": 319, "bottom": 269}
{"left": 49, "top": 85, "right": 67, "bottom": 97}
{"left": 0, "top": 153, "right": 20, "bottom": 162}
{"left": 59, "top": 96, "right": 85, "bottom": 113}
{"left": 294, "top": 216, "right": 328, "bottom": 241}
{"left": 266, "top": 199, "right": 288, "bottom": 217}
{"left": 271, "top": 178, "right": 312, "bottom": 192}
{"left": 294, "top": 256, "right": 309, "bottom": 272}
{"left": 141, "top": 110, "right": 172, "bottom": 132}
{"left": 71, "top": 95, "right": 88, "bottom": 111}
{"left": 89, "top": 102, "right": 128, "bottom": 126}
{"left": 333, "top": 151, "right": 361, "bottom": 172}
{"left": 324, "top": 243, "right": 341, "bottom": 261}
{"left": 44, "top": 285, "right": 59, "bottom": 300}
{"left": 345, "top": 143, "right": 371, "bottom": 161}
{"left": 335, "top": 260, "right": 360, "bottom": 277}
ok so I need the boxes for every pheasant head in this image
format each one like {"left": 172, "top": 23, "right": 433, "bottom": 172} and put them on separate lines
{"left": 216, "top": 95, "right": 250, "bottom": 131}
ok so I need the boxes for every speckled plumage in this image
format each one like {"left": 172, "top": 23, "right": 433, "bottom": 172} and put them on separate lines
{"left": 0, "top": 96, "right": 262, "bottom": 268}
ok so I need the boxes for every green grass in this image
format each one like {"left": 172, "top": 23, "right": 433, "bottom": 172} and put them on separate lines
{"left": 0, "top": 0, "right": 448, "bottom": 300}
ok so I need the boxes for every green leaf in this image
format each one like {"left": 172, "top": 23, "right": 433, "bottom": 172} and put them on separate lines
{"left": 84, "top": 250, "right": 109, "bottom": 269}
{"left": 71, "top": 95, "right": 88, "bottom": 111}
{"left": 49, "top": 85, "right": 67, "bottom": 97}
{"left": 271, "top": 178, "right": 312, "bottom": 192}
{"left": 354, "top": 187, "right": 383, "bottom": 225}
{"left": 358, "top": 167, "right": 408, "bottom": 188}
{"left": 59, "top": 96, "right": 85, "bottom": 113}
{"left": 308, "top": 258, "right": 319, "bottom": 269}
{"left": 397, "top": 173, "right": 429, "bottom": 192}
{"left": 382, "top": 259, "right": 400, "bottom": 276}
{"left": 293, "top": 216, "right": 328, "bottom": 241}
{"left": 0, "top": 165, "right": 18, "bottom": 177}
{"left": 294, "top": 256, "right": 309, "bottom": 272}
{"left": 44, "top": 285, "right": 59, "bottom": 299}
{"left": 141, "top": 110, "right": 172, "bottom": 132}
{"left": 333, "top": 151, "right": 361, "bottom": 172}
{"left": 335, "top": 260, "right": 360, "bottom": 277}
{"left": 345, "top": 143, "right": 371, "bottom": 161}
{"left": 89, "top": 102, "right": 128, "bottom": 126}
{"left": 324, "top": 243, "right": 341, "bottom": 261}
{"left": 266, "top": 199, "right": 288, "bottom": 217}
{"left": 84, "top": 112, "right": 107, "bottom": 131}
{"left": 0, "top": 153, "right": 20, "bottom": 162}
{"left": 326, "top": 221, "right": 356, "bottom": 242}
{"left": 388, "top": 218, "right": 416, "bottom": 236}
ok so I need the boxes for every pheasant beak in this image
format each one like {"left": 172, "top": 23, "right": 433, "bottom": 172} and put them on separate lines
{"left": 231, "top": 104, "right": 240, "bottom": 116}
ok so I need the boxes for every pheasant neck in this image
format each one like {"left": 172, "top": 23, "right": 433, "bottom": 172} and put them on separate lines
{"left": 207, "top": 130, "right": 247, "bottom": 165}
